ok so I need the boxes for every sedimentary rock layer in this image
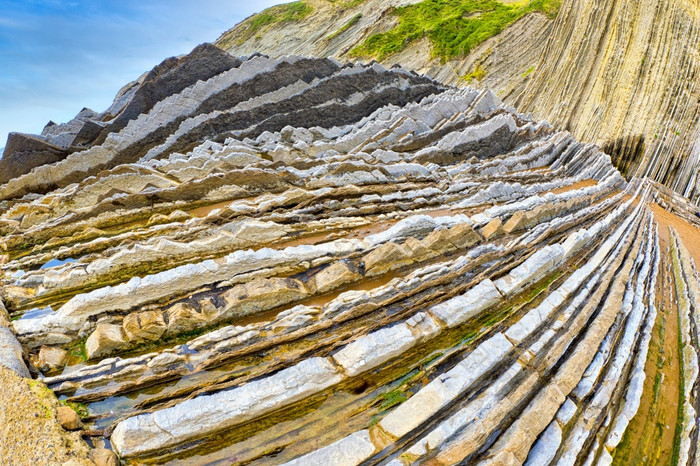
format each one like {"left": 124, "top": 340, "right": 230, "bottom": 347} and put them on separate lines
{"left": 217, "top": 0, "right": 700, "bottom": 204}
{"left": 1, "top": 49, "right": 699, "bottom": 466}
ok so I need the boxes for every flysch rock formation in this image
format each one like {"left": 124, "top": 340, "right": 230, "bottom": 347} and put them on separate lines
{"left": 2, "top": 44, "right": 700, "bottom": 466}
{"left": 216, "top": 0, "right": 700, "bottom": 205}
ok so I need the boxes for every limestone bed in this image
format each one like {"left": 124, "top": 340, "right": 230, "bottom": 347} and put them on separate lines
{"left": 0, "top": 47, "right": 699, "bottom": 465}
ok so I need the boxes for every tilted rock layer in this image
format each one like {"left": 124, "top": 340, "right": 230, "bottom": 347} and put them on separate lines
{"left": 217, "top": 0, "right": 700, "bottom": 203}
{"left": 1, "top": 46, "right": 700, "bottom": 466}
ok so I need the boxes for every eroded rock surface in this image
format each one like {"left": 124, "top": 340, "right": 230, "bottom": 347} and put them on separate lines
{"left": 0, "top": 46, "right": 698, "bottom": 466}
{"left": 218, "top": 0, "right": 700, "bottom": 203}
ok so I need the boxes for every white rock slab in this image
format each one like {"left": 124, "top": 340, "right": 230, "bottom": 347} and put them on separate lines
{"left": 111, "top": 357, "right": 343, "bottom": 457}
{"left": 283, "top": 430, "right": 376, "bottom": 466}
{"left": 380, "top": 333, "right": 512, "bottom": 438}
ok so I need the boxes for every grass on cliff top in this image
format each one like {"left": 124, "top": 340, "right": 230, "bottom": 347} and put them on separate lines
{"left": 228, "top": 1, "right": 314, "bottom": 45}
{"left": 327, "top": 0, "right": 366, "bottom": 8}
{"left": 351, "top": 0, "right": 561, "bottom": 62}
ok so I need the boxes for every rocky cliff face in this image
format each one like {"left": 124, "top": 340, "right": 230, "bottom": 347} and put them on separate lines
{"left": 2, "top": 47, "right": 700, "bottom": 465}
{"left": 218, "top": 0, "right": 700, "bottom": 204}
{"left": 0, "top": 43, "right": 240, "bottom": 186}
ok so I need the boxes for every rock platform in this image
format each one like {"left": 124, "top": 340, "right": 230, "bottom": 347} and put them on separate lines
{"left": 1, "top": 48, "right": 699, "bottom": 465}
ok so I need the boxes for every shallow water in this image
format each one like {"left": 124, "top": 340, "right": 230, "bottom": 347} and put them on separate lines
{"left": 40, "top": 257, "right": 77, "bottom": 270}
{"left": 17, "top": 306, "right": 53, "bottom": 320}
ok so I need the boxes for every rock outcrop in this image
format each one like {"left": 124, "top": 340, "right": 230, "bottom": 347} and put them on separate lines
{"left": 1, "top": 46, "right": 700, "bottom": 466}
{"left": 0, "top": 43, "right": 242, "bottom": 185}
{"left": 216, "top": 0, "right": 700, "bottom": 204}
{"left": 0, "top": 133, "right": 70, "bottom": 185}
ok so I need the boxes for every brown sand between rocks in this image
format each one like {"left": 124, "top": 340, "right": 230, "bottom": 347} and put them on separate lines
{"left": 0, "top": 364, "right": 93, "bottom": 466}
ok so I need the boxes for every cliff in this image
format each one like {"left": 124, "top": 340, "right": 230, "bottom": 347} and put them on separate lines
{"left": 217, "top": 0, "right": 700, "bottom": 203}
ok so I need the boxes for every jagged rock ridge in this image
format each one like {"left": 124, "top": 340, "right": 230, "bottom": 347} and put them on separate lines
{"left": 0, "top": 46, "right": 699, "bottom": 466}
{"left": 217, "top": 0, "right": 700, "bottom": 204}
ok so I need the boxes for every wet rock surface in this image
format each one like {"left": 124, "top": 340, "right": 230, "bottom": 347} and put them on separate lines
{"left": 0, "top": 46, "right": 698, "bottom": 466}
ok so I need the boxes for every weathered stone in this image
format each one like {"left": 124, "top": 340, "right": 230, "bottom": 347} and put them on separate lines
{"left": 309, "top": 261, "right": 362, "bottom": 294}
{"left": 524, "top": 421, "right": 562, "bottom": 465}
{"left": 122, "top": 310, "right": 167, "bottom": 343}
{"left": 165, "top": 302, "right": 210, "bottom": 335}
{"left": 284, "top": 430, "right": 376, "bottom": 465}
{"left": 0, "top": 298, "right": 10, "bottom": 326}
{"left": 481, "top": 217, "right": 503, "bottom": 240}
{"left": 0, "top": 132, "right": 69, "bottom": 184}
{"left": 444, "top": 222, "right": 480, "bottom": 248}
{"left": 85, "top": 324, "right": 128, "bottom": 360}
{"left": 222, "top": 277, "right": 309, "bottom": 319}
{"left": 333, "top": 314, "right": 440, "bottom": 377}
{"left": 421, "top": 229, "right": 454, "bottom": 251}
{"left": 91, "top": 448, "right": 118, "bottom": 466}
{"left": 37, "top": 346, "right": 68, "bottom": 372}
{"left": 430, "top": 279, "right": 502, "bottom": 328}
{"left": 362, "top": 241, "right": 413, "bottom": 275}
{"left": 0, "top": 326, "right": 30, "bottom": 378}
{"left": 403, "top": 236, "right": 432, "bottom": 258}
{"left": 380, "top": 333, "right": 513, "bottom": 438}
{"left": 111, "top": 357, "right": 343, "bottom": 457}
{"left": 503, "top": 211, "right": 528, "bottom": 233}
{"left": 56, "top": 406, "right": 83, "bottom": 431}
{"left": 494, "top": 244, "right": 565, "bottom": 296}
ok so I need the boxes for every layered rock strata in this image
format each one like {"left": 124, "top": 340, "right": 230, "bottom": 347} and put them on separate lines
{"left": 1, "top": 49, "right": 699, "bottom": 465}
{"left": 218, "top": 0, "right": 700, "bottom": 204}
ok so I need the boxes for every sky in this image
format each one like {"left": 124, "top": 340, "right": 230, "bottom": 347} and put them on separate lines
{"left": 0, "top": 0, "right": 281, "bottom": 150}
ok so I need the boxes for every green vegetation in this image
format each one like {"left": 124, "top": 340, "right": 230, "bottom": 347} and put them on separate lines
{"left": 326, "top": 13, "right": 363, "bottom": 41}
{"left": 27, "top": 379, "right": 56, "bottom": 419}
{"left": 527, "top": 270, "right": 561, "bottom": 299}
{"left": 672, "top": 304, "right": 684, "bottom": 466}
{"left": 613, "top": 312, "right": 666, "bottom": 463}
{"left": 670, "top": 242, "right": 686, "bottom": 466}
{"left": 379, "top": 389, "right": 408, "bottom": 409}
{"left": 351, "top": 0, "right": 562, "bottom": 62}
{"left": 653, "top": 316, "right": 667, "bottom": 403}
{"left": 461, "top": 64, "right": 487, "bottom": 83}
{"left": 328, "top": 0, "right": 366, "bottom": 8}
{"left": 67, "top": 337, "right": 88, "bottom": 362}
{"left": 62, "top": 400, "right": 89, "bottom": 418}
{"left": 235, "top": 1, "right": 313, "bottom": 44}
{"left": 522, "top": 65, "right": 535, "bottom": 77}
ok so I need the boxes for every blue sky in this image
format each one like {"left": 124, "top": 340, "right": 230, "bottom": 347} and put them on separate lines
{"left": 0, "top": 0, "right": 280, "bottom": 149}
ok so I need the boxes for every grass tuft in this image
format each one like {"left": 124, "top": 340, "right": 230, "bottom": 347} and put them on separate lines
{"left": 379, "top": 389, "right": 408, "bottom": 409}
{"left": 328, "top": 0, "right": 367, "bottom": 8}
{"left": 326, "top": 13, "right": 363, "bottom": 41}
{"left": 461, "top": 64, "right": 487, "bottom": 83}
{"left": 67, "top": 337, "right": 88, "bottom": 362}
{"left": 62, "top": 400, "right": 89, "bottom": 418}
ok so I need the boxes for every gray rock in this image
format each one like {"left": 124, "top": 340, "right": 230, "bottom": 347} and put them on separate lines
{"left": 380, "top": 333, "right": 513, "bottom": 438}
{"left": 0, "top": 326, "right": 30, "bottom": 378}
{"left": 0, "top": 133, "right": 69, "bottom": 184}
{"left": 56, "top": 406, "right": 83, "bottom": 431}
{"left": 283, "top": 430, "right": 376, "bottom": 465}
{"left": 111, "top": 357, "right": 343, "bottom": 457}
